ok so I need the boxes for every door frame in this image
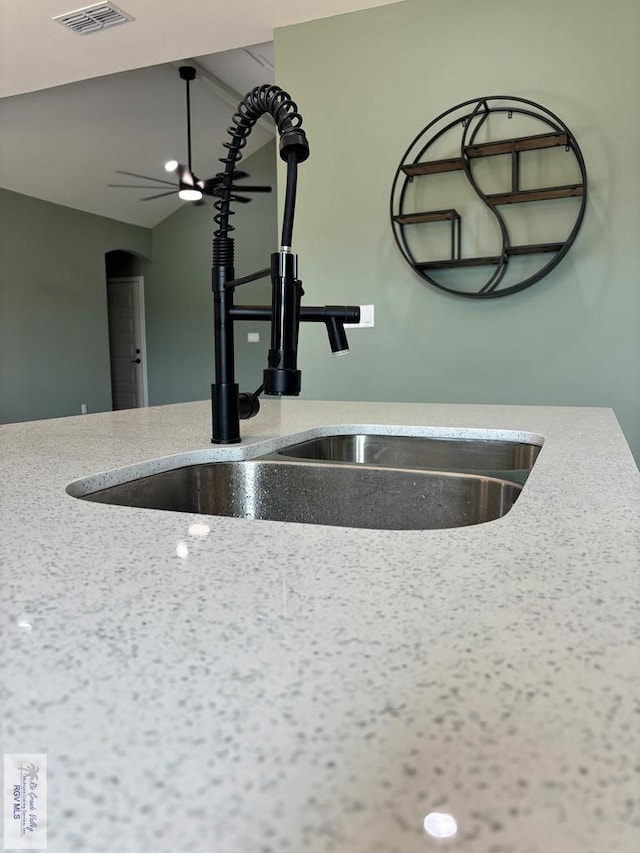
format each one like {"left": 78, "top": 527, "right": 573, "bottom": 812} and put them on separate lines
{"left": 106, "top": 275, "right": 149, "bottom": 408}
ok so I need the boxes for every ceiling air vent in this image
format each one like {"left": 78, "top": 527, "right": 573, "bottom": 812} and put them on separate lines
{"left": 52, "top": 3, "right": 134, "bottom": 35}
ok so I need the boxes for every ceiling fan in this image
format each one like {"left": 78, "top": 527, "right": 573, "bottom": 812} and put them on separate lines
{"left": 109, "top": 65, "right": 272, "bottom": 204}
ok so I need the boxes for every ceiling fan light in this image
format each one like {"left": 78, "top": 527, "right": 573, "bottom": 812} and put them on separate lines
{"left": 164, "top": 159, "right": 179, "bottom": 173}
{"left": 178, "top": 187, "right": 203, "bottom": 201}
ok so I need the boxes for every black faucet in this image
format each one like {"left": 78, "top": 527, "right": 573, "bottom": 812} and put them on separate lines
{"left": 210, "top": 85, "right": 360, "bottom": 444}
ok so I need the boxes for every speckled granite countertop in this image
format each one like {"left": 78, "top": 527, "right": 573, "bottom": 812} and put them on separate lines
{"left": 1, "top": 400, "right": 639, "bottom": 853}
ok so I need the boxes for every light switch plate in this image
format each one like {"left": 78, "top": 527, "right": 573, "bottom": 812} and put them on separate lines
{"left": 345, "top": 304, "right": 374, "bottom": 328}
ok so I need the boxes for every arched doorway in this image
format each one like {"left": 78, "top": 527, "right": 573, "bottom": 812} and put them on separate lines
{"left": 105, "top": 250, "right": 149, "bottom": 409}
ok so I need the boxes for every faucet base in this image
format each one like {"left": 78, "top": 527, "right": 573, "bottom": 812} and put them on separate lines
{"left": 211, "top": 383, "right": 242, "bottom": 444}
{"left": 212, "top": 385, "right": 263, "bottom": 443}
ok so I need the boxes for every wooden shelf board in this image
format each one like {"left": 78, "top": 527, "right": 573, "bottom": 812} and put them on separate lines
{"left": 394, "top": 209, "right": 460, "bottom": 224}
{"left": 415, "top": 243, "right": 564, "bottom": 270}
{"left": 416, "top": 256, "right": 502, "bottom": 270}
{"left": 508, "top": 242, "right": 564, "bottom": 256}
{"left": 401, "top": 132, "right": 572, "bottom": 177}
{"left": 488, "top": 184, "right": 584, "bottom": 205}
{"left": 465, "top": 131, "right": 569, "bottom": 159}
{"left": 402, "top": 158, "right": 463, "bottom": 177}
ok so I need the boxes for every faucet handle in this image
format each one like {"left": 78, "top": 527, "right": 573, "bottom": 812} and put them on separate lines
{"left": 264, "top": 250, "right": 303, "bottom": 397}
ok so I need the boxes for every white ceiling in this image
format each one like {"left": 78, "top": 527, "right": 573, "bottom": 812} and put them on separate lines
{"left": 0, "top": 48, "right": 279, "bottom": 228}
{"left": 0, "top": 0, "right": 402, "bottom": 227}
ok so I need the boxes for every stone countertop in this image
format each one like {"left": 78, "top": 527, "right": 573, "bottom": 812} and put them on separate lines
{"left": 1, "top": 399, "right": 638, "bottom": 853}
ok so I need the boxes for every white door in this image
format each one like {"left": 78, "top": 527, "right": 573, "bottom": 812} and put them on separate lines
{"left": 107, "top": 276, "right": 148, "bottom": 410}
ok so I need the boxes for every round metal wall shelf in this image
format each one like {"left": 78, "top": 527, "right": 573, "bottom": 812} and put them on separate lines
{"left": 390, "top": 96, "right": 588, "bottom": 298}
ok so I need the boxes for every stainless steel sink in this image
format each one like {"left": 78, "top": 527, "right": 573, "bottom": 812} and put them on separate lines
{"left": 276, "top": 434, "right": 539, "bottom": 483}
{"left": 80, "top": 459, "right": 522, "bottom": 531}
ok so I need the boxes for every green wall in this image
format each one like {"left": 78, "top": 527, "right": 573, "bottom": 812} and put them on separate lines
{"left": 145, "top": 140, "right": 278, "bottom": 406}
{"left": 0, "top": 142, "right": 277, "bottom": 426}
{"left": 275, "top": 0, "right": 640, "bottom": 461}
{"left": 0, "top": 188, "right": 151, "bottom": 423}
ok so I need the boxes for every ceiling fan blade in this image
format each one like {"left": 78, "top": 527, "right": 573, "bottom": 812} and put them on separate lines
{"left": 198, "top": 172, "right": 259, "bottom": 195}
{"left": 176, "top": 164, "right": 199, "bottom": 186}
{"left": 200, "top": 177, "right": 221, "bottom": 194}
{"left": 231, "top": 185, "right": 272, "bottom": 194}
{"left": 229, "top": 195, "right": 251, "bottom": 204}
{"left": 115, "top": 170, "right": 178, "bottom": 187}
{"left": 109, "top": 183, "right": 178, "bottom": 189}
{"left": 140, "top": 191, "right": 178, "bottom": 201}
{"left": 200, "top": 181, "right": 272, "bottom": 198}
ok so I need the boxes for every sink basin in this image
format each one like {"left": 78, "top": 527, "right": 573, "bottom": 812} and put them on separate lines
{"left": 276, "top": 433, "right": 539, "bottom": 483}
{"left": 79, "top": 459, "right": 522, "bottom": 530}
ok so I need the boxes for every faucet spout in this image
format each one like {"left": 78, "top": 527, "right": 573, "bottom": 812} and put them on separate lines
{"left": 210, "top": 85, "right": 360, "bottom": 444}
